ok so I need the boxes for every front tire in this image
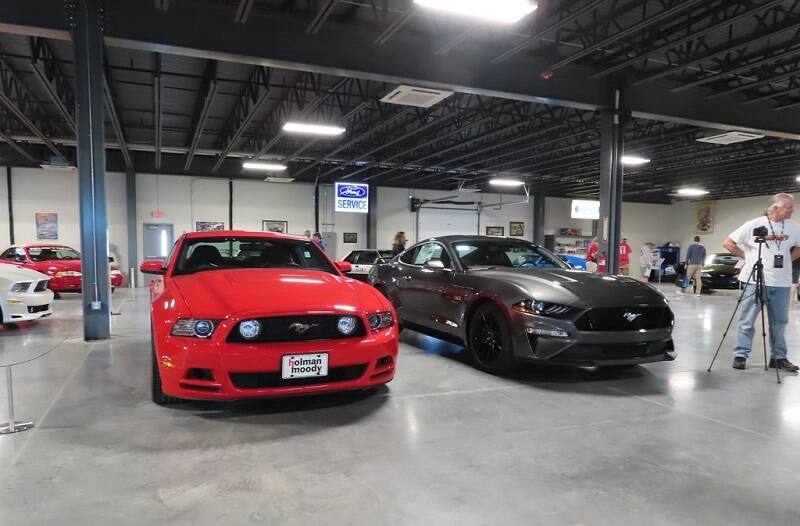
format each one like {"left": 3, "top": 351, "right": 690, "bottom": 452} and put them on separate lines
{"left": 467, "top": 303, "right": 516, "bottom": 374}
{"left": 151, "top": 328, "right": 180, "bottom": 405}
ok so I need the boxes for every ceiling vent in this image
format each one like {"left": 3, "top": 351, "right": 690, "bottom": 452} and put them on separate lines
{"left": 381, "top": 85, "right": 453, "bottom": 108}
{"left": 696, "top": 131, "right": 764, "bottom": 145}
{"left": 264, "top": 176, "right": 295, "bottom": 183}
{"left": 40, "top": 156, "right": 76, "bottom": 172}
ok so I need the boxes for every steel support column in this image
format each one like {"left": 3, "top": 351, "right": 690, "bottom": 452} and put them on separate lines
{"left": 367, "top": 184, "right": 377, "bottom": 249}
{"left": 73, "top": 0, "right": 111, "bottom": 339}
{"left": 126, "top": 168, "right": 137, "bottom": 286}
{"left": 533, "top": 191, "right": 545, "bottom": 246}
{"left": 598, "top": 91, "right": 624, "bottom": 275}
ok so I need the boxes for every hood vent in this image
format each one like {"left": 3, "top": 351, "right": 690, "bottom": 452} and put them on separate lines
{"left": 381, "top": 85, "right": 453, "bottom": 108}
{"left": 696, "top": 131, "right": 764, "bottom": 145}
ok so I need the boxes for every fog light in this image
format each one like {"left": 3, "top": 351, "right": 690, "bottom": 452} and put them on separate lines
{"left": 337, "top": 316, "right": 358, "bottom": 335}
{"left": 239, "top": 319, "right": 262, "bottom": 340}
{"left": 526, "top": 327, "right": 569, "bottom": 338}
{"left": 193, "top": 320, "right": 214, "bottom": 338}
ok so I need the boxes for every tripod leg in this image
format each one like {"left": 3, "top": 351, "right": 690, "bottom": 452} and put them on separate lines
{"left": 709, "top": 268, "right": 757, "bottom": 372}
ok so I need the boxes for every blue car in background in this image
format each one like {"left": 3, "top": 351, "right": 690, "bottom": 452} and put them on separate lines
{"left": 558, "top": 254, "right": 587, "bottom": 270}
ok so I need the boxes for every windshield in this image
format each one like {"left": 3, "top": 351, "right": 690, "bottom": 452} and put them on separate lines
{"left": 174, "top": 237, "right": 336, "bottom": 275}
{"left": 28, "top": 247, "right": 80, "bottom": 261}
{"left": 453, "top": 240, "right": 569, "bottom": 270}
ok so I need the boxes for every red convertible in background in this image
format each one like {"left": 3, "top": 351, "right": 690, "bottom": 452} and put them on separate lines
{"left": 140, "top": 230, "right": 399, "bottom": 405}
{"left": 0, "top": 243, "right": 124, "bottom": 292}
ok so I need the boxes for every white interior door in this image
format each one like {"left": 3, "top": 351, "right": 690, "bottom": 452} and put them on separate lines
{"left": 418, "top": 207, "right": 479, "bottom": 241}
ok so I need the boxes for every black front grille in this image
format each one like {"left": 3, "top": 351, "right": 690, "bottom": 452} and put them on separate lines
{"left": 226, "top": 315, "right": 366, "bottom": 343}
{"left": 34, "top": 280, "right": 49, "bottom": 292}
{"left": 575, "top": 307, "right": 673, "bottom": 331}
{"left": 553, "top": 339, "right": 675, "bottom": 365}
{"left": 230, "top": 364, "right": 367, "bottom": 388}
{"left": 28, "top": 304, "right": 49, "bottom": 314}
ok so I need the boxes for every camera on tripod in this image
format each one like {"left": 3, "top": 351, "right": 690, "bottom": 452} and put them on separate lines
{"left": 753, "top": 225, "right": 769, "bottom": 243}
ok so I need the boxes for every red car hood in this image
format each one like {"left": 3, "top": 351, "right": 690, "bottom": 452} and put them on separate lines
{"left": 172, "top": 268, "right": 387, "bottom": 318}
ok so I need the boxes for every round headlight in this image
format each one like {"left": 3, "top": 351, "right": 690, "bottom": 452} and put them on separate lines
{"left": 337, "top": 316, "right": 358, "bottom": 335}
{"left": 239, "top": 319, "right": 262, "bottom": 340}
{"left": 193, "top": 320, "right": 214, "bottom": 338}
{"left": 367, "top": 314, "right": 381, "bottom": 330}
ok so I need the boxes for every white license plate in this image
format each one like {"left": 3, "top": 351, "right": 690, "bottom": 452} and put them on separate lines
{"left": 281, "top": 353, "right": 329, "bottom": 379}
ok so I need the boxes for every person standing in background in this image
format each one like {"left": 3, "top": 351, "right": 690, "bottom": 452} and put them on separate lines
{"left": 303, "top": 229, "right": 312, "bottom": 239}
{"left": 639, "top": 242, "right": 656, "bottom": 281}
{"left": 586, "top": 237, "right": 599, "bottom": 272}
{"left": 312, "top": 232, "right": 326, "bottom": 252}
{"left": 619, "top": 238, "right": 632, "bottom": 276}
{"left": 392, "top": 232, "right": 407, "bottom": 255}
{"left": 681, "top": 236, "right": 706, "bottom": 297}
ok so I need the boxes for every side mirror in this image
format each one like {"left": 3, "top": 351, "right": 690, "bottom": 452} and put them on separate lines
{"left": 140, "top": 260, "right": 166, "bottom": 275}
{"left": 424, "top": 259, "right": 447, "bottom": 270}
{"left": 335, "top": 261, "right": 352, "bottom": 273}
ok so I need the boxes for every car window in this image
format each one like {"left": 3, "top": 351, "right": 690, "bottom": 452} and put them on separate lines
{"left": 343, "top": 252, "right": 360, "bottom": 264}
{"left": 412, "top": 243, "right": 452, "bottom": 268}
{"left": 354, "top": 252, "right": 379, "bottom": 264}
{"left": 28, "top": 247, "right": 80, "bottom": 261}
{"left": 174, "top": 237, "right": 336, "bottom": 275}
{"left": 0, "top": 248, "right": 16, "bottom": 260}
{"left": 399, "top": 247, "right": 419, "bottom": 264}
{"left": 454, "top": 240, "right": 568, "bottom": 270}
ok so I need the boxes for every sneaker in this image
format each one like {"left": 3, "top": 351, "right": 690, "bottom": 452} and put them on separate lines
{"left": 733, "top": 357, "right": 747, "bottom": 370}
{"left": 768, "top": 358, "right": 800, "bottom": 372}
{"left": 677, "top": 289, "right": 685, "bottom": 295}
{"left": 694, "top": 294, "right": 701, "bottom": 298}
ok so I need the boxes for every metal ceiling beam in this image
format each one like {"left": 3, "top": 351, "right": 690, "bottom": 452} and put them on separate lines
{"left": 185, "top": 60, "right": 218, "bottom": 170}
{"left": 234, "top": 0, "right": 255, "bottom": 24}
{"left": 211, "top": 65, "right": 271, "bottom": 173}
{"left": 374, "top": 6, "right": 415, "bottom": 45}
{"left": 306, "top": 0, "right": 338, "bottom": 35}
{"left": 707, "top": 70, "right": 800, "bottom": 100}
{"left": 546, "top": 0, "right": 706, "bottom": 72}
{"left": 0, "top": 127, "right": 37, "bottom": 163}
{"left": 29, "top": 36, "right": 75, "bottom": 135}
{"left": 0, "top": 53, "right": 67, "bottom": 162}
{"left": 102, "top": 61, "right": 133, "bottom": 170}
{"left": 590, "top": 0, "right": 786, "bottom": 79}
{"left": 153, "top": 54, "right": 162, "bottom": 169}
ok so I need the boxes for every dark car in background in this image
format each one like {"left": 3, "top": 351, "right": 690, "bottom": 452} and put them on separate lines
{"left": 343, "top": 250, "right": 394, "bottom": 282}
{"left": 369, "top": 236, "right": 675, "bottom": 374}
{"left": 675, "top": 253, "right": 742, "bottom": 292}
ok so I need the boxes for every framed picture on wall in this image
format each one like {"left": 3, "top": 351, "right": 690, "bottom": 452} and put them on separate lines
{"left": 695, "top": 201, "right": 714, "bottom": 235}
{"left": 35, "top": 212, "right": 58, "bottom": 240}
{"left": 509, "top": 222, "right": 524, "bottom": 237}
{"left": 343, "top": 233, "right": 358, "bottom": 244}
{"left": 262, "top": 220, "right": 288, "bottom": 234}
{"left": 485, "top": 226, "right": 504, "bottom": 237}
{"left": 195, "top": 221, "right": 224, "bottom": 232}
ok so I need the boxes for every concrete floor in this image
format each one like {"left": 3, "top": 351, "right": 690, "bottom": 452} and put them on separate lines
{"left": 2, "top": 286, "right": 800, "bottom": 525}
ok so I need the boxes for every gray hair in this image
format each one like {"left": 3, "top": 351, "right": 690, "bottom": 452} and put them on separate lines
{"left": 767, "top": 193, "right": 795, "bottom": 213}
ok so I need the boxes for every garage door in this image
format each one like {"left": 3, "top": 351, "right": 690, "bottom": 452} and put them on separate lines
{"left": 418, "top": 207, "right": 479, "bottom": 240}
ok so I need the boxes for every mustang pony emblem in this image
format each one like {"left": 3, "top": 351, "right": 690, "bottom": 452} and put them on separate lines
{"left": 623, "top": 312, "right": 642, "bottom": 323}
{"left": 288, "top": 322, "right": 318, "bottom": 334}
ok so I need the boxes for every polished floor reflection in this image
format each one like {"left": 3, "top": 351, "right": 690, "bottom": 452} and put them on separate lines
{"left": 1, "top": 287, "right": 800, "bottom": 525}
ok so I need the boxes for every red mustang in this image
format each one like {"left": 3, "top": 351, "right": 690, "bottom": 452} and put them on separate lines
{"left": 140, "top": 230, "right": 399, "bottom": 405}
{"left": 0, "top": 243, "right": 124, "bottom": 292}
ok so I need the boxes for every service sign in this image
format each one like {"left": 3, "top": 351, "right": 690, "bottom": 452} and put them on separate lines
{"left": 335, "top": 182, "right": 369, "bottom": 214}
{"left": 571, "top": 199, "right": 600, "bottom": 220}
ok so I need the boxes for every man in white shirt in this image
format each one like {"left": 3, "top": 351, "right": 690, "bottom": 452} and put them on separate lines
{"left": 723, "top": 193, "right": 800, "bottom": 371}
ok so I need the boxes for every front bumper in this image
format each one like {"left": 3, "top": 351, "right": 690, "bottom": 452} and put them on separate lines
{"left": 156, "top": 327, "right": 399, "bottom": 400}
{"left": 3, "top": 290, "right": 54, "bottom": 323}
{"left": 48, "top": 273, "right": 124, "bottom": 292}
{"left": 508, "top": 309, "right": 675, "bottom": 366}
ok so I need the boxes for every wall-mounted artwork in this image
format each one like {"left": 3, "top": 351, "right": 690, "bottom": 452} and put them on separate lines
{"left": 262, "top": 220, "right": 288, "bottom": 234}
{"left": 485, "top": 226, "right": 504, "bottom": 237}
{"left": 35, "top": 213, "right": 58, "bottom": 240}
{"left": 695, "top": 201, "right": 714, "bottom": 235}
{"left": 195, "top": 221, "right": 224, "bottom": 232}
{"left": 343, "top": 233, "right": 358, "bottom": 244}
{"left": 509, "top": 222, "right": 525, "bottom": 237}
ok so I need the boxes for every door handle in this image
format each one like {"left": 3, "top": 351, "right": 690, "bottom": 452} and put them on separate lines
{"left": 402, "top": 275, "right": 412, "bottom": 281}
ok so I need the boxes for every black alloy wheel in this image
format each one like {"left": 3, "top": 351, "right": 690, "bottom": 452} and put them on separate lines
{"left": 467, "top": 303, "right": 515, "bottom": 374}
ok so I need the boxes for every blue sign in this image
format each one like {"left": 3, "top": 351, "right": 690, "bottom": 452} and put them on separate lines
{"left": 335, "top": 183, "right": 369, "bottom": 214}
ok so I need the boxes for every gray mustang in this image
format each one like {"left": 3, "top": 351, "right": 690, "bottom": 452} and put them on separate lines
{"left": 369, "top": 235, "right": 675, "bottom": 373}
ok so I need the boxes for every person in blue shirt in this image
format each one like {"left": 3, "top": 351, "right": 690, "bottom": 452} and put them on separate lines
{"left": 312, "top": 232, "right": 326, "bottom": 252}
{"left": 681, "top": 236, "right": 707, "bottom": 297}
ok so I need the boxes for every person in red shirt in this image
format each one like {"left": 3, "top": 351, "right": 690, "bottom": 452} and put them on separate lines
{"left": 619, "top": 238, "right": 633, "bottom": 276}
{"left": 586, "top": 237, "right": 599, "bottom": 272}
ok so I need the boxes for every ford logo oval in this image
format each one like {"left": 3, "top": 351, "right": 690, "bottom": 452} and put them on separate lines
{"left": 338, "top": 185, "right": 367, "bottom": 198}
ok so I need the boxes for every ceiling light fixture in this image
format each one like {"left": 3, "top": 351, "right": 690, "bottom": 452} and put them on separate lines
{"left": 413, "top": 0, "right": 537, "bottom": 24}
{"left": 796, "top": 176, "right": 800, "bottom": 183}
{"left": 489, "top": 178, "right": 526, "bottom": 187}
{"left": 677, "top": 188, "right": 709, "bottom": 197}
{"left": 282, "top": 122, "right": 346, "bottom": 136}
{"left": 621, "top": 156, "right": 651, "bottom": 166}
{"left": 242, "top": 161, "right": 287, "bottom": 171}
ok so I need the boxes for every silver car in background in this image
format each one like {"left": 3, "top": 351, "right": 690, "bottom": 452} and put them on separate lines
{"left": 369, "top": 236, "right": 675, "bottom": 373}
